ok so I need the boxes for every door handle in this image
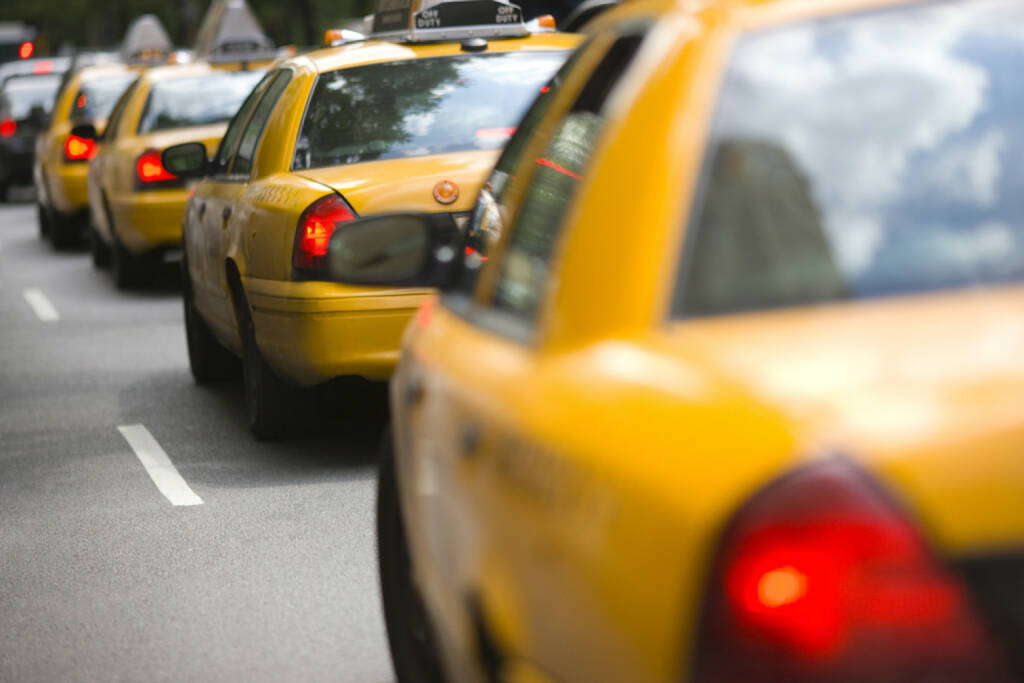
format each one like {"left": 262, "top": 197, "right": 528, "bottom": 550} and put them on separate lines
{"left": 221, "top": 206, "right": 232, "bottom": 223}
{"left": 198, "top": 202, "right": 206, "bottom": 219}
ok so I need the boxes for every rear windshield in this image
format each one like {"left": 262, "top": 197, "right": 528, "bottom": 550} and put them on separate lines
{"left": 674, "top": 0, "right": 1024, "bottom": 318}
{"left": 137, "top": 70, "right": 266, "bottom": 134}
{"left": 71, "top": 73, "right": 137, "bottom": 121}
{"left": 292, "top": 50, "right": 570, "bottom": 170}
{"left": 2, "top": 75, "right": 61, "bottom": 118}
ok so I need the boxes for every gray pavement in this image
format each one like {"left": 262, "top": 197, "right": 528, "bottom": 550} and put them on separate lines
{"left": 0, "top": 200, "right": 395, "bottom": 682}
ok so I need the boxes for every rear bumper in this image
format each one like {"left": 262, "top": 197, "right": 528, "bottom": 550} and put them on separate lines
{"left": 244, "top": 276, "right": 430, "bottom": 387}
{"left": 0, "top": 142, "right": 33, "bottom": 185}
{"left": 48, "top": 162, "right": 89, "bottom": 214}
{"left": 111, "top": 188, "right": 189, "bottom": 254}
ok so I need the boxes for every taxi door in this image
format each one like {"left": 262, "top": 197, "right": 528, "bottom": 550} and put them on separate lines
{"left": 88, "top": 79, "right": 142, "bottom": 241}
{"left": 397, "top": 27, "right": 653, "bottom": 680}
{"left": 188, "top": 71, "right": 276, "bottom": 339}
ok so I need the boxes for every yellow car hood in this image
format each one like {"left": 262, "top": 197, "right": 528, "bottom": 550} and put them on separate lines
{"left": 293, "top": 149, "right": 500, "bottom": 215}
{"left": 665, "top": 285, "right": 1024, "bottom": 555}
{"left": 137, "top": 122, "right": 228, "bottom": 153}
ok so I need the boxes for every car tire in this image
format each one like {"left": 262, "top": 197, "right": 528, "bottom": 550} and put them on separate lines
{"left": 89, "top": 227, "right": 110, "bottom": 269}
{"left": 378, "top": 431, "right": 447, "bottom": 683}
{"left": 36, "top": 201, "right": 51, "bottom": 239}
{"left": 111, "top": 234, "right": 144, "bottom": 289}
{"left": 48, "top": 210, "right": 77, "bottom": 250}
{"left": 0, "top": 183, "right": 9, "bottom": 202}
{"left": 183, "top": 259, "right": 238, "bottom": 384}
{"left": 238, "top": 293, "right": 294, "bottom": 440}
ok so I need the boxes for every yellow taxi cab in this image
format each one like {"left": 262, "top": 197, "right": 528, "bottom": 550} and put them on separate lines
{"left": 33, "top": 15, "right": 171, "bottom": 248}
{"left": 162, "top": 0, "right": 579, "bottom": 438}
{"left": 323, "top": 0, "right": 1024, "bottom": 680}
{"left": 83, "top": 0, "right": 273, "bottom": 288}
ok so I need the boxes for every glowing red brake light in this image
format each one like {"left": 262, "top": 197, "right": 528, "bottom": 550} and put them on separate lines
{"left": 0, "top": 118, "right": 15, "bottom": 138}
{"left": 694, "top": 460, "right": 1007, "bottom": 681}
{"left": 292, "top": 193, "right": 356, "bottom": 276}
{"left": 19, "top": 41, "right": 34, "bottom": 60}
{"left": 33, "top": 59, "right": 53, "bottom": 74}
{"left": 64, "top": 134, "right": 95, "bottom": 162}
{"left": 136, "top": 149, "right": 177, "bottom": 185}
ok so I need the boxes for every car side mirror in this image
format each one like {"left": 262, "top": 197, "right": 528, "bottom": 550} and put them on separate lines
{"left": 162, "top": 142, "right": 209, "bottom": 178}
{"left": 326, "top": 213, "right": 463, "bottom": 288}
{"left": 70, "top": 122, "right": 97, "bottom": 140}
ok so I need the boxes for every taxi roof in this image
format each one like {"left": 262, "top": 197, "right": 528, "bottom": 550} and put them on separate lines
{"left": 293, "top": 31, "right": 579, "bottom": 75}
{"left": 139, "top": 61, "right": 254, "bottom": 84}
{"left": 74, "top": 61, "right": 143, "bottom": 84}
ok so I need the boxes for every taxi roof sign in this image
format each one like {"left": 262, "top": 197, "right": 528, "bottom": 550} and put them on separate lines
{"left": 121, "top": 15, "right": 172, "bottom": 64}
{"left": 194, "top": 0, "right": 274, "bottom": 61}
{"left": 371, "top": 0, "right": 528, "bottom": 43}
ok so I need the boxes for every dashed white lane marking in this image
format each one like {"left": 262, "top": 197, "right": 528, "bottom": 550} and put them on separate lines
{"left": 117, "top": 425, "right": 203, "bottom": 507}
{"left": 23, "top": 288, "right": 59, "bottom": 322}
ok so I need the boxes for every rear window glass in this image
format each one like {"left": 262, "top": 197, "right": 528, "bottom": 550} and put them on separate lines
{"left": 2, "top": 75, "right": 61, "bottom": 118}
{"left": 292, "top": 50, "right": 570, "bottom": 170}
{"left": 137, "top": 70, "right": 266, "bottom": 134}
{"left": 70, "top": 73, "right": 136, "bottom": 121}
{"left": 673, "top": 0, "right": 1024, "bottom": 318}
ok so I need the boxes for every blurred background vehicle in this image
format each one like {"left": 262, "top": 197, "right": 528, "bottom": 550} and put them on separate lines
{"left": 0, "top": 71, "right": 62, "bottom": 200}
{"left": 165, "top": 0, "right": 579, "bottom": 439}
{"left": 84, "top": 0, "right": 273, "bottom": 288}
{"left": 0, "top": 21, "right": 36, "bottom": 63}
{"left": 33, "top": 14, "right": 172, "bottom": 248}
{"left": 321, "top": 0, "right": 1024, "bottom": 681}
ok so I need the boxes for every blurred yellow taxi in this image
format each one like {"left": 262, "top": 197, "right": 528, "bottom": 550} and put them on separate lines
{"left": 165, "top": 0, "right": 578, "bottom": 438}
{"left": 324, "top": 0, "right": 1024, "bottom": 680}
{"left": 34, "top": 15, "right": 171, "bottom": 248}
{"left": 84, "top": 62, "right": 268, "bottom": 287}
{"left": 83, "top": 1, "right": 274, "bottom": 287}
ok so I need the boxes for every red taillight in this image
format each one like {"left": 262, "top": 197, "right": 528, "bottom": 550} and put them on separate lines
{"left": 19, "top": 41, "right": 34, "bottom": 60}
{"left": 292, "top": 193, "right": 356, "bottom": 275}
{"left": 0, "top": 118, "right": 15, "bottom": 138}
{"left": 136, "top": 149, "right": 177, "bottom": 185}
{"left": 64, "top": 134, "right": 95, "bottom": 162}
{"left": 695, "top": 460, "right": 1006, "bottom": 681}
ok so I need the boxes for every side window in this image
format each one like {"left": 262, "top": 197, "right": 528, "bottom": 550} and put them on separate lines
{"left": 455, "top": 43, "right": 592, "bottom": 295}
{"left": 212, "top": 71, "right": 274, "bottom": 176}
{"left": 481, "top": 32, "right": 648, "bottom": 335}
{"left": 230, "top": 70, "right": 291, "bottom": 177}
{"left": 104, "top": 79, "right": 140, "bottom": 142}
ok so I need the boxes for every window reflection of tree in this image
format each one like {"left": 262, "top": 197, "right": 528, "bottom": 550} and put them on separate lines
{"left": 494, "top": 111, "right": 602, "bottom": 319}
{"left": 295, "top": 58, "right": 461, "bottom": 169}
{"left": 683, "top": 138, "right": 848, "bottom": 316}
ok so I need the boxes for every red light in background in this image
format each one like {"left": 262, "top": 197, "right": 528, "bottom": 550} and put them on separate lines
{"left": 33, "top": 60, "right": 53, "bottom": 74}
{"left": 18, "top": 41, "right": 34, "bottom": 60}
{"left": 64, "top": 134, "right": 95, "bottom": 161}
{"left": 136, "top": 149, "right": 176, "bottom": 183}
{"left": 0, "top": 119, "right": 16, "bottom": 138}
{"left": 476, "top": 127, "right": 516, "bottom": 140}
{"left": 76, "top": 94, "right": 87, "bottom": 109}
{"left": 536, "top": 157, "right": 583, "bottom": 181}
{"left": 540, "top": 85, "right": 550, "bottom": 93}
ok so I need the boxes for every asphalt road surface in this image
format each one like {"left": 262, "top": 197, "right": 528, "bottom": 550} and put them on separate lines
{"left": 0, "top": 197, "right": 395, "bottom": 682}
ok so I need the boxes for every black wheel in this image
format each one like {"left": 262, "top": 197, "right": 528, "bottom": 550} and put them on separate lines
{"left": 111, "top": 234, "right": 144, "bottom": 289}
{"left": 238, "top": 292, "right": 295, "bottom": 439}
{"left": 36, "top": 202, "right": 49, "bottom": 239}
{"left": 183, "top": 259, "right": 238, "bottom": 384}
{"left": 378, "top": 432, "right": 446, "bottom": 683}
{"left": 0, "top": 183, "right": 9, "bottom": 203}
{"left": 48, "top": 210, "right": 77, "bottom": 249}
{"left": 89, "top": 227, "right": 110, "bottom": 269}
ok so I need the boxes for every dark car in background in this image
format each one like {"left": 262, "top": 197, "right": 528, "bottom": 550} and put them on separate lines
{"left": 0, "top": 72, "right": 62, "bottom": 200}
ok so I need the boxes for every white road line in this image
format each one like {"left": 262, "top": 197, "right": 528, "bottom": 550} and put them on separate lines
{"left": 117, "top": 425, "right": 203, "bottom": 507}
{"left": 23, "top": 288, "right": 59, "bottom": 322}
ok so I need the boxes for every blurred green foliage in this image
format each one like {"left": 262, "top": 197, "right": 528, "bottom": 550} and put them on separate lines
{"left": 0, "top": 0, "right": 375, "bottom": 54}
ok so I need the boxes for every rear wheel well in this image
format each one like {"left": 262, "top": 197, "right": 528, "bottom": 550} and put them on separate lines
{"left": 225, "top": 259, "right": 248, "bottom": 333}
